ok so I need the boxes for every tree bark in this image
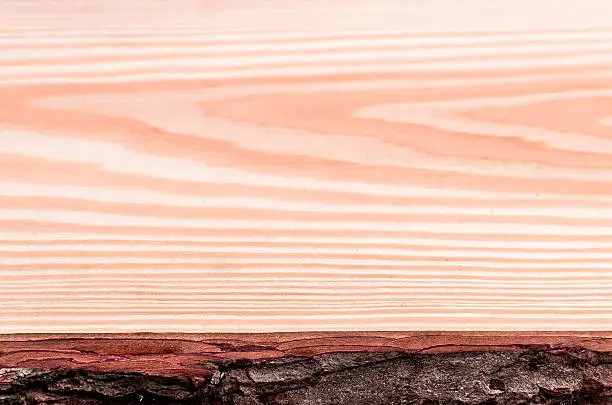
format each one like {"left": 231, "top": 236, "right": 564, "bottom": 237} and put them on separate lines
{"left": 1, "top": 333, "right": 611, "bottom": 404}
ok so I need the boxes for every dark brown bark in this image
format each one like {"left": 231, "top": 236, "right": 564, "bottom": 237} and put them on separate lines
{"left": 1, "top": 333, "right": 611, "bottom": 404}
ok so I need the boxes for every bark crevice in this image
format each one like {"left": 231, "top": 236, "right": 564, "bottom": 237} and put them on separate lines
{"left": 2, "top": 348, "right": 612, "bottom": 404}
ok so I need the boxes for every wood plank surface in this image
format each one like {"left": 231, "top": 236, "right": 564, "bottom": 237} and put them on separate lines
{"left": 1, "top": 0, "right": 612, "bottom": 333}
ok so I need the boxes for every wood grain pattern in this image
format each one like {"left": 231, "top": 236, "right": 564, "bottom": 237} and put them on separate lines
{"left": 1, "top": 0, "right": 612, "bottom": 333}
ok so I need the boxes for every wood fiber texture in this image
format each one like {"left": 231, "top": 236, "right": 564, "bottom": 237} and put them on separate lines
{"left": 1, "top": 0, "right": 612, "bottom": 332}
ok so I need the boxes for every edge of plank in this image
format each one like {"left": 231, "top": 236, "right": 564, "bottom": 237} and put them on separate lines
{"left": 1, "top": 332, "right": 612, "bottom": 404}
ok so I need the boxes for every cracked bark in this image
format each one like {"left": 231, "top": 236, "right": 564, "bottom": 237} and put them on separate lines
{"left": 1, "top": 333, "right": 611, "bottom": 404}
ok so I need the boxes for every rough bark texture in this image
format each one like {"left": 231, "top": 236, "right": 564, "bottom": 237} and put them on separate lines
{"left": 1, "top": 333, "right": 611, "bottom": 404}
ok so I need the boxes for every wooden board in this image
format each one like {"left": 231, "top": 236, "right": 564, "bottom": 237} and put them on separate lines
{"left": 1, "top": 0, "right": 612, "bottom": 333}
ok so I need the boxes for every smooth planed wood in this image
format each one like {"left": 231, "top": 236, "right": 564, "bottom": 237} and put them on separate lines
{"left": 1, "top": 0, "right": 612, "bottom": 333}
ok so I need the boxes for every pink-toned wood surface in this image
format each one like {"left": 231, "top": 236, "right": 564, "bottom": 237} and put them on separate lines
{"left": 1, "top": 0, "right": 612, "bottom": 333}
